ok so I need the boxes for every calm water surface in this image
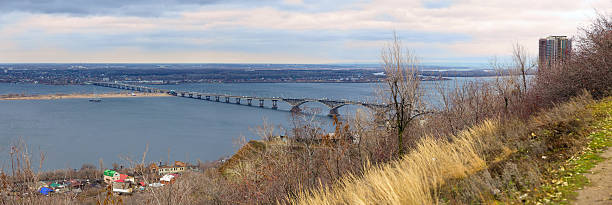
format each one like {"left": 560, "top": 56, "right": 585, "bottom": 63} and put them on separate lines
{"left": 0, "top": 78, "right": 493, "bottom": 170}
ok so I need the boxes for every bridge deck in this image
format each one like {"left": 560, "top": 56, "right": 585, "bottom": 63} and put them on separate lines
{"left": 90, "top": 82, "right": 385, "bottom": 115}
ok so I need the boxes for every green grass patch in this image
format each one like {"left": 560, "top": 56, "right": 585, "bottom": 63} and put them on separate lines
{"left": 529, "top": 98, "right": 612, "bottom": 204}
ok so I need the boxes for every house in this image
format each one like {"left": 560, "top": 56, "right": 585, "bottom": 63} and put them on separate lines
{"left": 112, "top": 181, "right": 133, "bottom": 194}
{"left": 157, "top": 165, "right": 186, "bottom": 175}
{"left": 103, "top": 170, "right": 120, "bottom": 184}
{"left": 117, "top": 174, "right": 135, "bottom": 183}
{"left": 148, "top": 163, "right": 159, "bottom": 173}
{"left": 156, "top": 161, "right": 188, "bottom": 175}
{"left": 174, "top": 161, "right": 187, "bottom": 167}
{"left": 160, "top": 174, "right": 176, "bottom": 185}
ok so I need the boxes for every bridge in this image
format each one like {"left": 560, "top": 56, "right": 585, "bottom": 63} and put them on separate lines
{"left": 91, "top": 82, "right": 386, "bottom": 116}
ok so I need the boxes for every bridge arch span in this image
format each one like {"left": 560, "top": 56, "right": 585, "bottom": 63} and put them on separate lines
{"left": 283, "top": 99, "right": 327, "bottom": 113}
{"left": 286, "top": 100, "right": 379, "bottom": 117}
{"left": 328, "top": 103, "right": 379, "bottom": 117}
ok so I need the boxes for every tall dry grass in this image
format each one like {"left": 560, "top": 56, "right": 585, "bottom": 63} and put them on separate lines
{"left": 288, "top": 120, "right": 501, "bottom": 204}
{"left": 290, "top": 92, "right": 597, "bottom": 205}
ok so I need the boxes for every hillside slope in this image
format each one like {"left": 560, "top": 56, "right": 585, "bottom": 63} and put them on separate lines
{"left": 290, "top": 96, "right": 612, "bottom": 204}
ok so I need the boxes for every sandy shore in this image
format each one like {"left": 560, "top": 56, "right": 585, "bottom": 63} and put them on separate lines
{"left": 0, "top": 92, "right": 171, "bottom": 100}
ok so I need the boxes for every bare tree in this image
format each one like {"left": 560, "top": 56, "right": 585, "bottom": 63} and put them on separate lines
{"left": 80, "top": 163, "right": 96, "bottom": 170}
{"left": 511, "top": 43, "right": 536, "bottom": 95}
{"left": 380, "top": 32, "right": 428, "bottom": 155}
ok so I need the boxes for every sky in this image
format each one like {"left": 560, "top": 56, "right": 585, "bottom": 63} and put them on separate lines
{"left": 0, "top": 0, "right": 608, "bottom": 65}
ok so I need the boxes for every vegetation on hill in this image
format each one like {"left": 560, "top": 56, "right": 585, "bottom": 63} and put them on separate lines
{"left": 289, "top": 94, "right": 612, "bottom": 204}
{"left": 290, "top": 13, "right": 611, "bottom": 204}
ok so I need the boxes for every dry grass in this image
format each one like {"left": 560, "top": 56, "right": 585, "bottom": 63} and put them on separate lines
{"left": 289, "top": 93, "right": 600, "bottom": 205}
{"left": 288, "top": 120, "right": 501, "bottom": 204}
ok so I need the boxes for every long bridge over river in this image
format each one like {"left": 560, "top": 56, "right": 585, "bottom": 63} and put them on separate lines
{"left": 91, "top": 82, "right": 386, "bottom": 116}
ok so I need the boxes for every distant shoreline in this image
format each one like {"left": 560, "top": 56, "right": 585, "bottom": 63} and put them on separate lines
{"left": 0, "top": 92, "right": 170, "bottom": 100}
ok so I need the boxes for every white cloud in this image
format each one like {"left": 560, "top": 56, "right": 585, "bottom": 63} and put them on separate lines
{"left": 0, "top": 0, "right": 609, "bottom": 63}
{"left": 283, "top": 0, "right": 304, "bottom": 5}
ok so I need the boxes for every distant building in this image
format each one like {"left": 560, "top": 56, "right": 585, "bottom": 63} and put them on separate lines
{"left": 103, "top": 170, "right": 120, "bottom": 184}
{"left": 151, "top": 161, "right": 189, "bottom": 175}
{"left": 160, "top": 174, "right": 178, "bottom": 185}
{"left": 538, "top": 36, "right": 572, "bottom": 68}
{"left": 158, "top": 165, "right": 186, "bottom": 175}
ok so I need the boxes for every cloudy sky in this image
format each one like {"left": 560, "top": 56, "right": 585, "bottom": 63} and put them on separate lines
{"left": 0, "top": 0, "right": 607, "bottom": 64}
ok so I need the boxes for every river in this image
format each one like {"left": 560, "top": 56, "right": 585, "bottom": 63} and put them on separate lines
{"left": 0, "top": 78, "right": 495, "bottom": 170}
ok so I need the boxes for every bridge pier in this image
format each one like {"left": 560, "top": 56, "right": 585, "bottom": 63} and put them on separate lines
{"left": 225, "top": 97, "right": 230, "bottom": 103}
{"left": 215, "top": 96, "right": 219, "bottom": 102}
{"left": 290, "top": 106, "right": 301, "bottom": 113}
{"left": 188, "top": 93, "right": 193, "bottom": 98}
{"left": 206, "top": 96, "right": 210, "bottom": 100}
{"left": 259, "top": 99, "right": 264, "bottom": 107}
{"left": 197, "top": 94, "right": 202, "bottom": 99}
{"left": 235, "top": 98, "right": 241, "bottom": 104}
{"left": 272, "top": 100, "right": 278, "bottom": 109}
{"left": 247, "top": 99, "right": 252, "bottom": 106}
{"left": 283, "top": 98, "right": 307, "bottom": 113}
{"left": 180, "top": 92, "right": 186, "bottom": 97}
{"left": 328, "top": 107, "right": 340, "bottom": 117}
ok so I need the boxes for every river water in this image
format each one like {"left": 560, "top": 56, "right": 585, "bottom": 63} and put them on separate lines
{"left": 0, "top": 78, "right": 493, "bottom": 170}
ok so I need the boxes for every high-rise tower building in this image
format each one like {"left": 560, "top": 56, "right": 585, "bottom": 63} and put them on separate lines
{"left": 538, "top": 36, "right": 572, "bottom": 68}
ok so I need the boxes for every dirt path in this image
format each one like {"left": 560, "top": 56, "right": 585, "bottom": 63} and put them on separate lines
{"left": 575, "top": 147, "right": 612, "bottom": 205}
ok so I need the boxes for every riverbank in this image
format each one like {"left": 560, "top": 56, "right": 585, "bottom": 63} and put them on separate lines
{"left": 0, "top": 92, "right": 170, "bottom": 100}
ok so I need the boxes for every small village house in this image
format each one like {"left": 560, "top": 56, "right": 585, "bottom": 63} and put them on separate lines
{"left": 103, "top": 170, "right": 120, "bottom": 184}
{"left": 160, "top": 174, "right": 176, "bottom": 185}
{"left": 156, "top": 161, "right": 188, "bottom": 175}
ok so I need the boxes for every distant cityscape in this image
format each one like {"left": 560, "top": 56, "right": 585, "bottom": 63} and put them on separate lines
{"left": 0, "top": 64, "right": 507, "bottom": 85}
